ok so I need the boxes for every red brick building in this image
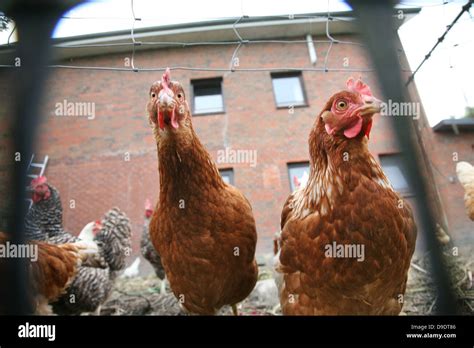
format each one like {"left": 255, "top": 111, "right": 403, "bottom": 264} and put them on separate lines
{"left": 1, "top": 10, "right": 472, "bottom": 272}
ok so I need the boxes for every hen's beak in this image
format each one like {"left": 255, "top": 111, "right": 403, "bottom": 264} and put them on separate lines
{"left": 159, "top": 91, "right": 174, "bottom": 109}
{"left": 157, "top": 90, "right": 179, "bottom": 130}
{"left": 359, "top": 98, "right": 381, "bottom": 117}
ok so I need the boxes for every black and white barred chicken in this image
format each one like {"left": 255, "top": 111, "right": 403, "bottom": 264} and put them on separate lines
{"left": 24, "top": 176, "right": 64, "bottom": 241}
{"left": 140, "top": 199, "right": 167, "bottom": 293}
{"left": 25, "top": 177, "right": 91, "bottom": 245}
{"left": 24, "top": 176, "right": 132, "bottom": 315}
{"left": 52, "top": 208, "right": 132, "bottom": 315}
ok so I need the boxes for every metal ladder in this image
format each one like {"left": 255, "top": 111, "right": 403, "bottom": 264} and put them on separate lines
{"left": 25, "top": 154, "right": 49, "bottom": 209}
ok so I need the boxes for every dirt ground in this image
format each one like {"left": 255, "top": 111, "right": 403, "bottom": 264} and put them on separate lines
{"left": 102, "top": 247, "right": 474, "bottom": 316}
{"left": 402, "top": 247, "right": 473, "bottom": 315}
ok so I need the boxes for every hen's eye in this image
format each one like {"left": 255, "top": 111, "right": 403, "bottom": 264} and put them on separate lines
{"left": 336, "top": 100, "right": 348, "bottom": 110}
{"left": 177, "top": 93, "right": 183, "bottom": 99}
{"left": 151, "top": 92, "right": 156, "bottom": 98}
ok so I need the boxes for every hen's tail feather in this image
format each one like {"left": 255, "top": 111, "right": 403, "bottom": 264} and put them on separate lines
{"left": 95, "top": 207, "right": 132, "bottom": 272}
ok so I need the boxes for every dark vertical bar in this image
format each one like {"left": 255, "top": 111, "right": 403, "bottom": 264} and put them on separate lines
{"left": 347, "top": 0, "right": 459, "bottom": 314}
{"left": 0, "top": 0, "right": 82, "bottom": 315}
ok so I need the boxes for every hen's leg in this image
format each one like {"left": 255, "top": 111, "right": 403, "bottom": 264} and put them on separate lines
{"left": 94, "top": 304, "right": 102, "bottom": 316}
{"left": 231, "top": 304, "right": 239, "bottom": 316}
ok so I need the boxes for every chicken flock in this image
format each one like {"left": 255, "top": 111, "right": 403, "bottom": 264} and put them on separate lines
{"left": 10, "top": 71, "right": 474, "bottom": 316}
{"left": 3, "top": 176, "right": 133, "bottom": 315}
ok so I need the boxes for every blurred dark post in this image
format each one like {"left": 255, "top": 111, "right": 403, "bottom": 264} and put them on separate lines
{"left": 347, "top": 0, "right": 459, "bottom": 314}
{"left": 0, "top": 0, "right": 82, "bottom": 314}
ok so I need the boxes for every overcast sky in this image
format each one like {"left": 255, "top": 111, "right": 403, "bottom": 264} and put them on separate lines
{"left": 1, "top": 0, "right": 473, "bottom": 126}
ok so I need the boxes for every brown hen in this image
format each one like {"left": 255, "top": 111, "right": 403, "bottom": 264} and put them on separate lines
{"left": 276, "top": 78, "right": 417, "bottom": 315}
{"left": 147, "top": 69, "right": 258, "bottom": 315}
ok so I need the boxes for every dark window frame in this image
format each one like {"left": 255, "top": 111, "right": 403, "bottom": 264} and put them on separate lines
{"left": 378, "top": 153, "right": 414, "bottom": 197}
{"left": 190, "top": 77, "right": 225, "bottom": 116}
{"left": 271, "top": 71, "right": 309, "bottom": 109}
{"left": 219, "top": 168, "right": 234, "bottom": 185}
{"left": 287, "top": 161, "right": 310, "bottom": 192}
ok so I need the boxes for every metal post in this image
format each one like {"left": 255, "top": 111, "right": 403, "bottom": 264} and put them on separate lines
{"left": 0, "top": 0, "right": 82, "bottom": 315}
{"left": 348, "top": 0, "right": 459, "bottom": 314}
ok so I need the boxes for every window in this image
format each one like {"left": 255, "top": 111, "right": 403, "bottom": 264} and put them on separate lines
{"left": 191, "top": 77, "right": 224, "bottom": 115}
{"left": 288, "top": 162, "right": 310, "bottom": 192}
{"left": 379, "top": 154, "right": 412, "bottom": 195}
{"left": 219, "top": 168, "right": 234, "bottom": 185}
{"left": 271, "top": 72, "right": 307, "bottom": 108}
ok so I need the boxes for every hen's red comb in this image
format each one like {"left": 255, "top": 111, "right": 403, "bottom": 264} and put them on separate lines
{"left": 145, "top": 198, "right": 152, "bottom": 211}
{"left": 162, "top": 68, "right": 171, "bottom": 89}
{"left": 346, "top": 77, "right": 373, "bottom": 98}
{"left": 31, "top": 176, "right": 47, "bottom": 188}
{"left": 93, "top": 220, "right": 102, "bottom": 233}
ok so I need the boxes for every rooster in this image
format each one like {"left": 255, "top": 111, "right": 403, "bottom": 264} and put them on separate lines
{"left": 140, "top": 198, "right": 167, "bottom": 293}
{"left": 0, "top": 231, "right": 100, "bottom": 315}
{"left": 147, "top": 68, "right": 258, "bottom": 315}
{"left": 276, "top": 78, "right": 417, "bottom": 315}
{"left": 456, "top": 161, "right": 474, "bottom": 221}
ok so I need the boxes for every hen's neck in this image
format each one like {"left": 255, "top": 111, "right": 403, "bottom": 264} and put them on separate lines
{"left": 157, "top": 126, "right": 224, "bottom": 204}
{"left": 309, "top": 124, "right": 379, "bottom": 178}
{"left": 292, "top": 122, "right": 390, "bottom": 217}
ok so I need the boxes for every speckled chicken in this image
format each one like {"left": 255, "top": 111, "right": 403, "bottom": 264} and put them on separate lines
{"left": 52, "top": 208, "right": 131, "bottom": 315}
{"left": 276, "top": 78, "right": 417, "bottom": 315}
{"left": 24, "top": 176, "right": 80, "bottom": 245}
{"left": 24, "top": 176, "right": 63, "bottom": 241}
{"left": 147, "top": 69, "right": 258, "bottom": 315}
